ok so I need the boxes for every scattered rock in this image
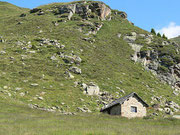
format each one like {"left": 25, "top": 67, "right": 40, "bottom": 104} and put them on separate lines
{"left": 63, "top": 55, "right": 82, "bottom": 64}
{"left": 139, "top": 34, "right": 145, "bottom": 37}
{"left": 15, "top": 87, "right": 22, "bottom": 91}
{"left": 20, "top": 92, "right": 25, "bottom": 97}
{"left": 77, "top": 107, "right": 86, "bottom": 112}
{"left": 0, "top": 51, "right": 6, "bottom": 55}
{"left": 30, "top": 8, "right": 41, "bottom": 13}
{"left": 65, "top": 71, "right": 75, "bottom": 79}
{"left": 8, "top": 93, "right": 11, "bottom": 97}
{"left": 52, "top": 21, "right": 59, "bottom": 26}
{"left": 77, "top": 106, "right": 91, "bottom": 113}
{"left": 31, "top": 83, "right": 39, "bottom": 87}
{"left": 119, "top": 90, "right": 125, "bottom": 94}
{"left": 117, "top": 33, "right": 121, "bottom": 38}
{"left": 20, "top": 13, "right": 26, "bottom": 17}
{"left": 3, "top": 86, "right": 8, "bottom": 89}
{"left": 164, "top": 107, "right": 173, "bottom": 115}
{"left": 81, "top": 83, "right": 87, "bottom": 89}
{"left": 152, "top": 112, "right": 158, "bottom": 116}
{"left": 165, "top": 101, "right": 179, "bottom": 112}
{"left": 173, "top": 91, "right": 179, "bottom": 96}
{"left": 51, "top": 106, "right": 57, "bottom": 110}
{"left": 37, "top": 11, "right": 45, "bottom": 15}
{"left": 50, "top": 55, "right": 58, "bottom": 60}
{"left": 40, "top": 92, "right": 46, "bottom": 96}
{"left": 123, "top": 32, "right": 137, "bottom": 43}
{"left": 162, "top": 41, "right": 169, "bottom": 46}
{"left": 114, "top": 11, "right": 127, "bottom": 19}
{"left": 29, "top": 51, "right": 36, "bottom": 54}
{"left": 39, "top": 30, "right": 43, "bottom": 33}
{"left": 69, "top": 66, "right": 82, "bottom": 74}
{"left": 38, "top": 97, "right": 44, "bottom": 100}
{"left": 157, "top": 108, "right": 163, "bottom": 112}
{"left": 17, "top": 22, "right": 23, "bottom": 25}
{"left": 144, "top": 34, "right": 153, "bottom": 44}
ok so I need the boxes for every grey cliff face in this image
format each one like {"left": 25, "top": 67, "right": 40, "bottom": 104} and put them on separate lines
{"left": 30, "top": 2, "right": 112, "bottom": 21}
{"left": 123, "top": 32, "right": 180, "bottom": 95}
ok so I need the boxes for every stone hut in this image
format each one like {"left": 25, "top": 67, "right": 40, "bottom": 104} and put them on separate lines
{"left": 100, "top": 92, "right": 149, "bottom": 118}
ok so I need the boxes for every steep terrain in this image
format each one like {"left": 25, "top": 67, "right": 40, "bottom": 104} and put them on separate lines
{"left": 0, "top": 1, "right": 179, "bottom": 116}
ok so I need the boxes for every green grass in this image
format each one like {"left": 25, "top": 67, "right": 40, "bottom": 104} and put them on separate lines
{"left": 171, "top": 36, "right": 180, "bottom": 44}
{"left": 0, "top": 97, "right": 179, "bottom": 135}
{"left": 0, "top": 1, "right": 28, "bottom": 17}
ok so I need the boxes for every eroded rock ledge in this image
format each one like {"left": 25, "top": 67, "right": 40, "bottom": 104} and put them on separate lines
{"left": 123, "top": 32, "right": 180, "bottom": 95}
{"left": 30, "top": 1, "right": 112, "bottom": 20}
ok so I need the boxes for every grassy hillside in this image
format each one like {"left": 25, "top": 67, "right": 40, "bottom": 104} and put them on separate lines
{"left": 171, "top": 36, "right": 180, "bottom": 44}
{"left": 0, "top": 1, "right": 28, "bottom": 17}
{"left": 0, "top": 1, "right": 179, "bottom": 115}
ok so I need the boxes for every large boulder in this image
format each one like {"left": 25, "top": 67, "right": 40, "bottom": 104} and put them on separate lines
{"left": 123, "top": 32, "right": 137, "bottom": 43}
{"left": 95, "top": 3, "right": 111, "bottom": 20}
{"left": 85, "top": 82, "right": 100, "bottom": 95}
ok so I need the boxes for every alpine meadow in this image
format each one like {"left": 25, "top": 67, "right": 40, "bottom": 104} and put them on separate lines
{"left": 0, "top": 1, "right": 179, "bottom": 134}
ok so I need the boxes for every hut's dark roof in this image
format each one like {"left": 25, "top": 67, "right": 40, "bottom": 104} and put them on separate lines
{"left": 100, "top": 92, "right": 149, "bottom": 112}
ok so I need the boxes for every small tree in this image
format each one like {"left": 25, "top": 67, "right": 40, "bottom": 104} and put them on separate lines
{"left": 151, "top": 28, "right": 156, "bottom": 35}
{"left": 162, "top": 34, "right": 168, "bottom": 40}
{"left": 157, "top": 32, "right": 161, "bottom": 37}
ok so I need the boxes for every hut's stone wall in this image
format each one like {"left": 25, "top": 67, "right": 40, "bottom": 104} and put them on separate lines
{"left": 110, "top": 104, "right": 121, "bottom": 115}
{"left": 121, "top": 96, "right": 146, "bottom": 118}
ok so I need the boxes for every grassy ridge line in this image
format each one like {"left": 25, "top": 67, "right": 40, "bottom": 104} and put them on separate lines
{"left": 0, "top": 1, "right": 28, "bottom": 17}
{"left": 171, "top": 36, "right": 180, "bottom": 44}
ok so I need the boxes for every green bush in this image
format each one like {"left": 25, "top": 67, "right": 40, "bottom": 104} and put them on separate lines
{"left": 162, "top": 34, "right": 168, "bottom": 40}
{"left": 151, "top": 28, "right": 156, "bottom": 35}
{"left": 157, "top": 33, "right": 161, "bottom": 37}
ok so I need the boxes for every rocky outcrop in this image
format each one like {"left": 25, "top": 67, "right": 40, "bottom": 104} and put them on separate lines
{"left": 128, "top": 43, "right": 143, "bottom": 62}
{"left": 30, "top": 1, "right": 111, "bottom": 21}
{"left": 123, "top": 32, "right": 180, "bottom": 92}
{"left": 79, "top": 82, "right": 100, "bottom": 96}
{"left": 113, "top": 11, "right": 127, "bottom": 19}
{"left": 85, "top": 83, "right": 100, "bottom": 95}
{"left": 30, "top": 8, "right": 41, "bottom": 13}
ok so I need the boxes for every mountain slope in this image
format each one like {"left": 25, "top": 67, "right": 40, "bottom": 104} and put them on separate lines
{"left": 0, "top": 1, "right": 179, "bottom": 115}
{"left": 0, "top": 1, "right": 28, "bottom": 17}
{"left": 171, "top": 36, "right": 180, "bottom": 44}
